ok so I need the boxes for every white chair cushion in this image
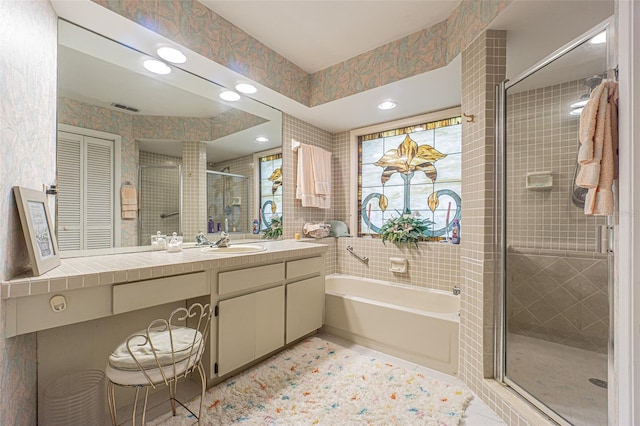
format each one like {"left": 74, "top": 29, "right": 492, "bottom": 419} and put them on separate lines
{"left": 105, "top": 345, "right": 204, "bottom": 386}
{"left": 108, "top": 326, "right": 203, "bottom": 371}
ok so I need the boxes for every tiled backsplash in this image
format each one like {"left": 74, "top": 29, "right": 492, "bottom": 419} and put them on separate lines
{"left": 507, "top": 248, "right": 608, "bottom": 353}
{"left": 335, "top": 238, "right": 460, "bottom": 291}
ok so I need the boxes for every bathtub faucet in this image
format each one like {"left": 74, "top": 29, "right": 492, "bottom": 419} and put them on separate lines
{"left": 452, "top": 286, "right": 461, "bottom": 296}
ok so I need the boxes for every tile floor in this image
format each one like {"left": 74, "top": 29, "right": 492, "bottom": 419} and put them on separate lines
{"left": 506, "top": 333, "right": 607, "bottom": 426}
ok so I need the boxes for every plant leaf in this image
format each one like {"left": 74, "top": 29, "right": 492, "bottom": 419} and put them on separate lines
{"left": 379, "top": 195, "right": 388, "bottom": 212}
{"left": 428, "top": 192, "right": 439, "bottom": 212}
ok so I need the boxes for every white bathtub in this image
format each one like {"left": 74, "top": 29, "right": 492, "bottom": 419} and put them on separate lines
{"left": 323, "top": 274, "right": 460, "bottom": 374}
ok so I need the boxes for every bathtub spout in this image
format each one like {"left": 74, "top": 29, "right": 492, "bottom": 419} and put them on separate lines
{"left": 453, "top": 286, "right": 461, "bottom": 296}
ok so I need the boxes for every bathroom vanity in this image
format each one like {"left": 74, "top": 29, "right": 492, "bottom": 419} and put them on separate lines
{"left": 1, "top": 240, "right": 327, "bottom": 413}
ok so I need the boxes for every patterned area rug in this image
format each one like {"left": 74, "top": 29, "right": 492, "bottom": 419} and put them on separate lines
{"left": 152, "top": 336, "right": 472, "bottom": 425}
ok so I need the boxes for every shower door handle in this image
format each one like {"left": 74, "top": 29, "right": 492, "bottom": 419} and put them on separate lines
{"left": 596, "top": 224, "right": 614, "bottom": 255}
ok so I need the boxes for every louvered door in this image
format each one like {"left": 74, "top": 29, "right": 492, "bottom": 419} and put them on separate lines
{"left": 57, "top": 131, "right": 114, "bottom": 250}
{"left": 57, "top": 132, "right": 83, "bottom": 251}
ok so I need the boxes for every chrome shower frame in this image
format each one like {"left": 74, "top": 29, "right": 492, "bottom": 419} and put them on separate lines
{"left": 494, "top": 17, "right": 615, "bottom": 425}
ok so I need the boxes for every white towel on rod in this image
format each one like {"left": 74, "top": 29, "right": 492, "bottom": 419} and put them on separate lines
{"left": 295, "top": 143, "right": 331, "bottom": 209}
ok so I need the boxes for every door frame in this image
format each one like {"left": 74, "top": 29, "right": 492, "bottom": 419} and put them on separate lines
{"left": 494, "top": 17, "right": 615, "bottom": 425}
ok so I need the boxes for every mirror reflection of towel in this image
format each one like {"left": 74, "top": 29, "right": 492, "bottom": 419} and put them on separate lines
{"left": 121, "top": 186, "right": 137, "bottom": 219}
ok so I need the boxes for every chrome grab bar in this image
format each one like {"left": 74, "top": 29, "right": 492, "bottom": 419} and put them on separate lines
{"left": 160, "top": 211, "right": 179, "bottom": 219}
{"left": 346, "top": 245, "right": 369, "bottom": 265}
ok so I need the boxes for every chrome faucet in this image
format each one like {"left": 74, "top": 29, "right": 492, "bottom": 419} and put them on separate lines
{"left": 195, "top": 232, "right": 212, "bottom": 247}
{"left": 452, "top": 286, "right": 461, "bottom": 296}
{"left": 213, "top": 231, "right": 230, "bottom": 248}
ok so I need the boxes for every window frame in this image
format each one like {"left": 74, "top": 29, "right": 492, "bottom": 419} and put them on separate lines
{"left": 349, "top": 106, "right": 461, "bottom": 238}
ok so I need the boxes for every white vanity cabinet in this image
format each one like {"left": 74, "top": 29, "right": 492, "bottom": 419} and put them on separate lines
{"left": 285, "top": 257, "right": 325, "bottom": 344}
{"left": 216, "top": 263, "right": 285, "bottom": 376}
{"left": 214, "top": 255, "right": 325, "bottom": 377}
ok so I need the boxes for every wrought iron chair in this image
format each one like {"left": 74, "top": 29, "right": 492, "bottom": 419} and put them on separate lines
{"left": 105, "top": 303, "right": 213, "bottom": 425}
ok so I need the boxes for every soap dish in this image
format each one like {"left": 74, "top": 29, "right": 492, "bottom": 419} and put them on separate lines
{"left": 389, "top": 257, "right": 407, "bottom": 273}
{"left": 525, "top": 171, "right": 553, "bottom": 190}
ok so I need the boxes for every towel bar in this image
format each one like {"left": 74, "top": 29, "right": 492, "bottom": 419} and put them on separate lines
{"left": 346, "top": 245, "right": 369, "bottom": 265}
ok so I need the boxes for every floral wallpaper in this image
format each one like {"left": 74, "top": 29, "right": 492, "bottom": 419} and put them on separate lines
{"left": 0, "top": 0, "right": 58, "bottom": 424}
{"left": 92, "top": 0, "right": 511, "bottom": 107}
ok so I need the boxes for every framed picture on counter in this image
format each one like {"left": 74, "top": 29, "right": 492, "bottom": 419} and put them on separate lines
{"left": 13, "top": 186, "right": 60, "bottom": 276}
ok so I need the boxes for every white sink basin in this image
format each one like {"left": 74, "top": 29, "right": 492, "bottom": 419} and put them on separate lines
{"left": 202, "top": 244, "right": 266, "bottom": 254}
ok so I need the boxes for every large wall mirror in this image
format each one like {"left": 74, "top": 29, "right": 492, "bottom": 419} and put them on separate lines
{"left": 56, "top": 19, "right": 282, "bottom": 255}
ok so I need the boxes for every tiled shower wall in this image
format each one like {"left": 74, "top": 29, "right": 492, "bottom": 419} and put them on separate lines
{"left": 138, "top": 151, "right": 182, "bottom": 245}
{"left": 458, "top": 30, "right": 549, "bottom": 425}
{"left": 506, "top": 81, "right": 609, "bottom": 353}
{"left": 506, "top": 80, "right": 606, "bottom": 251}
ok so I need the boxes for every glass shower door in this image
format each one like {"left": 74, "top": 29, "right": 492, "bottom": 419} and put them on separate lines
{"left": 138, "top": 165, "right": 182, "bottom": 245}
{"left": 498, "top": 22, "right": 612, "bottom": 426}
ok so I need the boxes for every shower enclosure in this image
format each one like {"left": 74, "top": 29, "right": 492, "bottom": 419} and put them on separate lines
{"left": 138, "top": 165, "right": 182, "bottom": 245}
{"left": 207, "top": 170, "right": 249, "bottom": 233}
{"left": 495, "top": 19, "right": 614, "bottom": 426}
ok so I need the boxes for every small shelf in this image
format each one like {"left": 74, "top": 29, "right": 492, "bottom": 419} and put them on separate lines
{"left": 525, "top": 171, "right": 553, "bottom": 190}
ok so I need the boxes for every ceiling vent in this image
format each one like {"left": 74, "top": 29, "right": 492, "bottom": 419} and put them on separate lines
{"left": 111, "top": 102, "right": 140, "bottom": 113}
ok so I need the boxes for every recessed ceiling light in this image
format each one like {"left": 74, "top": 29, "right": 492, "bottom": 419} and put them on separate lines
{"left": 143, "top": 59, "right": 171, "bottom": 75}
{"left": 256, "top": 136, "right": 269, "bottom": 143}
{"left": 157, "top": 47, "right": 186, "bottom": 64}
{"left": 235, "top": 83, "right": 257, "bottom": 94}
{"left": 219, "top": 90, "right": 241, "bottom": 101}
{"left": 590, "top": 31, "right": 606, "bottom": 44}
{"left": 378, "top": 101, "right": 397, "bottom": 110}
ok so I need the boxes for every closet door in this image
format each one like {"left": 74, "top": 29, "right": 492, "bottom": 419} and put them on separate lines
{"left": 84, "top": 136, "right": 114, "bottom": 249}
{"left": 57, "top": 132, "right": 83, "bottom": 251}
{"left": 57, "top": 131, "right": 114, "bottom": 250}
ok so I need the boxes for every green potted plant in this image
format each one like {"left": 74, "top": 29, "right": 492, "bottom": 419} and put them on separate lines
{"left": 378, "top": 211, "right": 432, "bottom": 248}
{"left": 262, "top": 216, "right": 283, "bottom": 239}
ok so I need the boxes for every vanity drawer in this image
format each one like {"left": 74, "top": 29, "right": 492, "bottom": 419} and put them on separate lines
{"left": 112, "top": 272, "right": 208, "bottom": 314}
{"left": 286, "top": 256, "right": 323, "bottom": 280}
{"left": 6, "top": 285, "right": 112, "bottom": 337}
{"left": 218, "top": 263, "right": 284, "bottom": 296}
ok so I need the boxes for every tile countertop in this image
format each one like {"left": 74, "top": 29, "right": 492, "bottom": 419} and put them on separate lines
{"left": 1, "top": 240, "right": 328, "bottom": 300}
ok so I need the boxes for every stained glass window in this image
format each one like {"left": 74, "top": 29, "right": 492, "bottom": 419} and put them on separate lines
{"left": 358, "top": 116, "right": 462, "bottom": 239}
{"left": 259, "top": 153, "right": 282, "bottom": 230}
